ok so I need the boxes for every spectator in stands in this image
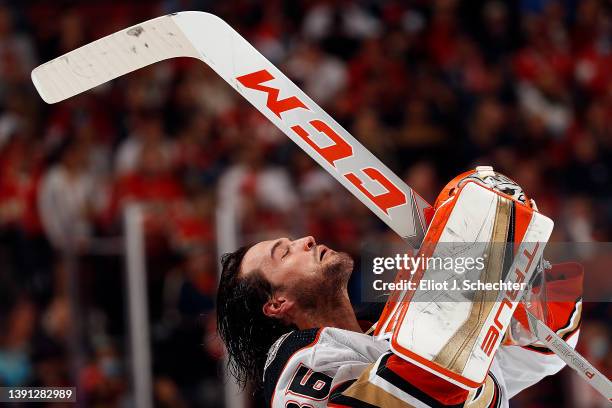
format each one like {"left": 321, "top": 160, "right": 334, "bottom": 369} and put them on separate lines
{"left": 38, "top": 136, "right": 101, "bottom": 253}
{"left": 107, "top": 139, "right": 184, "bottom": 240}
{"left": 115, "top": 111, "right": 175, "bottom": 176}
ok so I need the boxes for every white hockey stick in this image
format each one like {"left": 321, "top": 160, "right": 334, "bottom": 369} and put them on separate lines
{"left": 31, "top": 11, "right": 430, "bottom": 249}
{"left": 31, "top": 11, "right": 610, "bottom": 400}
{"left": 526, "top": 310, "right": 612, "bottom": 401}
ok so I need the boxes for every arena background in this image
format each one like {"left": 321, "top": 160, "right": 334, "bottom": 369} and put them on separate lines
{"left": 0, "top": 0, "right": 610, "bottom": 407}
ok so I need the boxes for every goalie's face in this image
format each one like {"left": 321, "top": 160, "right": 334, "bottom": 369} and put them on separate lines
{"left": 241, "top": 236, "right": 353, "bottom": 322}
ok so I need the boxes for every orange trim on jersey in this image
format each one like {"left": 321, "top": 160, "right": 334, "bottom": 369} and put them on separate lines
{"left": 327, "top": 379, "right": 354, "bottom": 408}
{"left": 385, "top": 354, "right": 469, "bottom": 405}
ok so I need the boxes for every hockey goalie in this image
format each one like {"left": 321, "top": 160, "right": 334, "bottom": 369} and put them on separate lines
{"left": 216, "top": 167, "right": 583, "bottom": 408}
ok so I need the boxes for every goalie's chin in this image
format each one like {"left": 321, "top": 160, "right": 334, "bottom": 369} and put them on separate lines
{"left": 322, "top": 251, "right": 354, "bottom": 285}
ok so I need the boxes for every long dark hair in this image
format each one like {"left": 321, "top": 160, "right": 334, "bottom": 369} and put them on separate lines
{"left": 216, "top": 245, "right": 295, "bottom": 390}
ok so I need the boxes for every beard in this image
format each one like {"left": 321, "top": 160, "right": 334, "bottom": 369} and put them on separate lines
{"left": 289, "top": 252, "right": 354, "bottom": 311}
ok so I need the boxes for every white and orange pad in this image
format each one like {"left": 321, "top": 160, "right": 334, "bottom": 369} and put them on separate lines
{"left": 374, "top": 181, "right": 554, "bottom": 389}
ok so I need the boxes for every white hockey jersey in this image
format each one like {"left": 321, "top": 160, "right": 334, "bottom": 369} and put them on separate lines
{"left": 263, "top": 300, "right": 581, "bottom": 408}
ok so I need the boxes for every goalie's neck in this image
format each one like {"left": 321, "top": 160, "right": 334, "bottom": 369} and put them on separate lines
{"left": 293, "top": 292, "right": 362, "bottom": 333}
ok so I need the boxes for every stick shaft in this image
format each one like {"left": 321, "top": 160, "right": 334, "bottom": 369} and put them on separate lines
{"left": 527, "top": 310, "right": 612, "bottom": 401}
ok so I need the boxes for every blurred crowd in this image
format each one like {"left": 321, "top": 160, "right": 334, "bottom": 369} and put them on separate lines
{"left": 0, "top": 0, "right": 610, "bottom": 407}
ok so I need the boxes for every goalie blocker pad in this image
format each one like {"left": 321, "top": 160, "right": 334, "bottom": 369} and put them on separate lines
{"left": 374, "top": 181, "right": 554, "bottom": 389}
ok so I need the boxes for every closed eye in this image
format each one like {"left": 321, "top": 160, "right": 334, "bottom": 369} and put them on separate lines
{"left": 281, "top": 247, "right": 290, "bottom": 259}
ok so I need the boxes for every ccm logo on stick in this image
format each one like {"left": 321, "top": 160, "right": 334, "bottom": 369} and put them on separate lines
{"left": 236, "top": 69, "right": 406, "bottom": 215}
{"left": 481, "top": 243, "right": 540, "bottom": 357}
